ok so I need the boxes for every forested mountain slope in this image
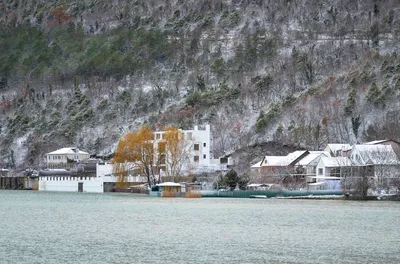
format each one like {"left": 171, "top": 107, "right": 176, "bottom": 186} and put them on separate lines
{"left": 1, "top": 0, "right": 400, "bottom": 170}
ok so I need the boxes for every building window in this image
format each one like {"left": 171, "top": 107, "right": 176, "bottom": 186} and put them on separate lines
{"left": 156, "top": 133, "right": 161, "bottom": 140}
{"left": 203, "top": 154, "right": 206, "bottom": 159}
{"left": 194, "top": 156, "right": 199, "bottom": 162}
{"left": 194, "top": 144, "right": 199, "bottom": 151}
{"left": 318, "top": 168, "right": 323, "bottom": 175}
{"left": 203, "top": 143, "right": 206, "bottom": 147}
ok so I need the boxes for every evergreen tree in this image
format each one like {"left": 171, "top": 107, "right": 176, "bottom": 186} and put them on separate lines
{"left": 224, "top": 169, "right": 238, "bottom": 190}
{"left": 344, "top": 87, "right": 356, "bottom": 116}
{"left": 366, "top": 82, "right": 381, "bottom": 104}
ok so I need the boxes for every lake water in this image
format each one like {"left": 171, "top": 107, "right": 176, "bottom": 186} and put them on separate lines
{"left": 0, "top": 191, "right": 399, "bottom": 264}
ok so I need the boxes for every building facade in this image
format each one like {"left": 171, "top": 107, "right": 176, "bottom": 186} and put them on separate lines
{"left": 46, "top": 147, "right": 90, "bottom": 168}
{"left": 153, "top": 124, "right": 220, "bottom": 175}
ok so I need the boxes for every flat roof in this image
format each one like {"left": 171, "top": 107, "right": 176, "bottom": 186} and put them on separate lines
{"left": 156, "top": 182, "right": 181, "bottom": 187}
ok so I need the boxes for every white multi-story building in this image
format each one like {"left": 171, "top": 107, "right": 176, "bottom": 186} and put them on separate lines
{"left": 153, "top": 124, "right": 222, "bottom": 175}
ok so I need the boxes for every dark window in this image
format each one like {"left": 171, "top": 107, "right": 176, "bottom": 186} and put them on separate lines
{"left": 194, "top": 156, "right": 199, "bottom": 162}
{"left": 203, "top": 143, "right": 206, "bottom": 147}
{"left": 220, "top": 157, "right": 228, "bottom": 164}
{"left": 203, "top": 154, "right": 206, "bottom": 159}
{"left": 194, "top": 144, "right": 199, "bottom": 151}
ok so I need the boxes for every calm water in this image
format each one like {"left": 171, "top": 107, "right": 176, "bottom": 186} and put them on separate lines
{"left": 0, "top": 191, "right": 399, "bottom": 264}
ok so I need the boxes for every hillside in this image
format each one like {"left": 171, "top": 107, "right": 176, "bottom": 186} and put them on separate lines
{"left": 1, "top": 0, "right": 400, "bottom": 171}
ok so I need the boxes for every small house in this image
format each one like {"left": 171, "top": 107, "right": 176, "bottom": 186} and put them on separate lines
{"left": 315, "top": 157, "right": 353, "bottom": 190}
{"left": 46, "top": 147, "right": 90, "bottom": 168}
{"left": 349, "top": 144, "right": 400, "bottom": 182}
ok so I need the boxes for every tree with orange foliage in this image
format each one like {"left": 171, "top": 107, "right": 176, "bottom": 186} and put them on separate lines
{"left": 113, "top": 125, "right": 156, "bottom": 187}
{"left": 162, "top": 127, "right": 195, "bottom": 181}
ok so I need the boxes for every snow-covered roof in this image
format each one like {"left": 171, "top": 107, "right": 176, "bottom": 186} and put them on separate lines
{"left": 251, "top": 160, "right": 263, "bottom": 168}
{"left": 47, "top": 147, "right": 89, "bottom": 155}
{"left": 156, "top": 182, "right": 181, "bottom": 187}
{"left": 252, "top": 150, "right": 308, "bottom": 167}
{"left": 325, "top": 144, "right": 351, "bottom": 152}
{"left": 296, "top": 151, "right": 330, "bottom": 166}
{"left": 364, "top": 139, "right": 397, "bottom": 145}
{"left": 353, "top": 144, "right": 399, "bottom": 165}
{"left": 263, "top": 156, "right": 289, "bottom": 166}
{"left": 319, "top": 157, "right": 353, "bottom": 167}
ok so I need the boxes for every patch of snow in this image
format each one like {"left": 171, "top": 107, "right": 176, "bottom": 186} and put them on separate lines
{"left": 142, "top": 85, "right": 153, "bottom": 93}
{"left": 13, "top": 134, "right": 30, "bottom": 167}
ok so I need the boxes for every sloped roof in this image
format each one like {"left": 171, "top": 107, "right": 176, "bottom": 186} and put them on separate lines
{"left": 354, "top": 144, "right": 399, "bottom": 165}
{"left": 364, "top": 139, "right": 400, "bottom": 145}
{"left": 296, "top": 151, "right": 330, "bottom": 166}
{"left": 251, "top": 160, "right": 263, "bottom": 168}
{"left": 47, "top": 148, "right": 89, "bottom": 155}
{"left": 263, "top": 156, "right": 290, "bottom": 166}
{"left": 251, "top": 150, "right": 308, "bottom": 167}
{"left": 326, "top": 144, "right": 351, "bottom": 152}
{"left": 319, "top": 157, "right": 353, "bottom": 167}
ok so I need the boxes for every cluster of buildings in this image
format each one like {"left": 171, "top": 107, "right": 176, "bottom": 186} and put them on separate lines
{"left": 31, "top": 125, "right": 233, "bottom": 193}
{"left": 2, "top": 123, "right": 399, "bottom": 195}
{"left": 251, "top": 140, "right": 400, "bottom": 192}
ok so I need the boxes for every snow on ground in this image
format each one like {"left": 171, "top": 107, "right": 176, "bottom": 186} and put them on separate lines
{"left": 142, "top": 84, "right": 153, "bottom": 93}
{"left": 13, "top": 134, "right": 30, "bottom": 168}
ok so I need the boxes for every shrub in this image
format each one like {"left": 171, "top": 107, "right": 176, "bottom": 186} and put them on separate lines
{"left": 230, "top": 10, "right": 241, "bottom": 26}
{"left": 256, "top": 103, "right": 281, "bottom": 132}
{"left": 360, "top": 70, "right": 375, "bottom": 84}
{"left": 186, "top": 91, "right": 201, "bottom": 107}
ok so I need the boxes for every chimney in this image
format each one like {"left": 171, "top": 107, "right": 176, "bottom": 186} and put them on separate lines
{"left": 194, "top": 125, "right": 198, "bottom": 130}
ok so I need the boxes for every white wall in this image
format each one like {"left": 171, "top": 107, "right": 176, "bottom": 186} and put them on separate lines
{"left": 38, "top": 176, "right": 103, "bottom": 193}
